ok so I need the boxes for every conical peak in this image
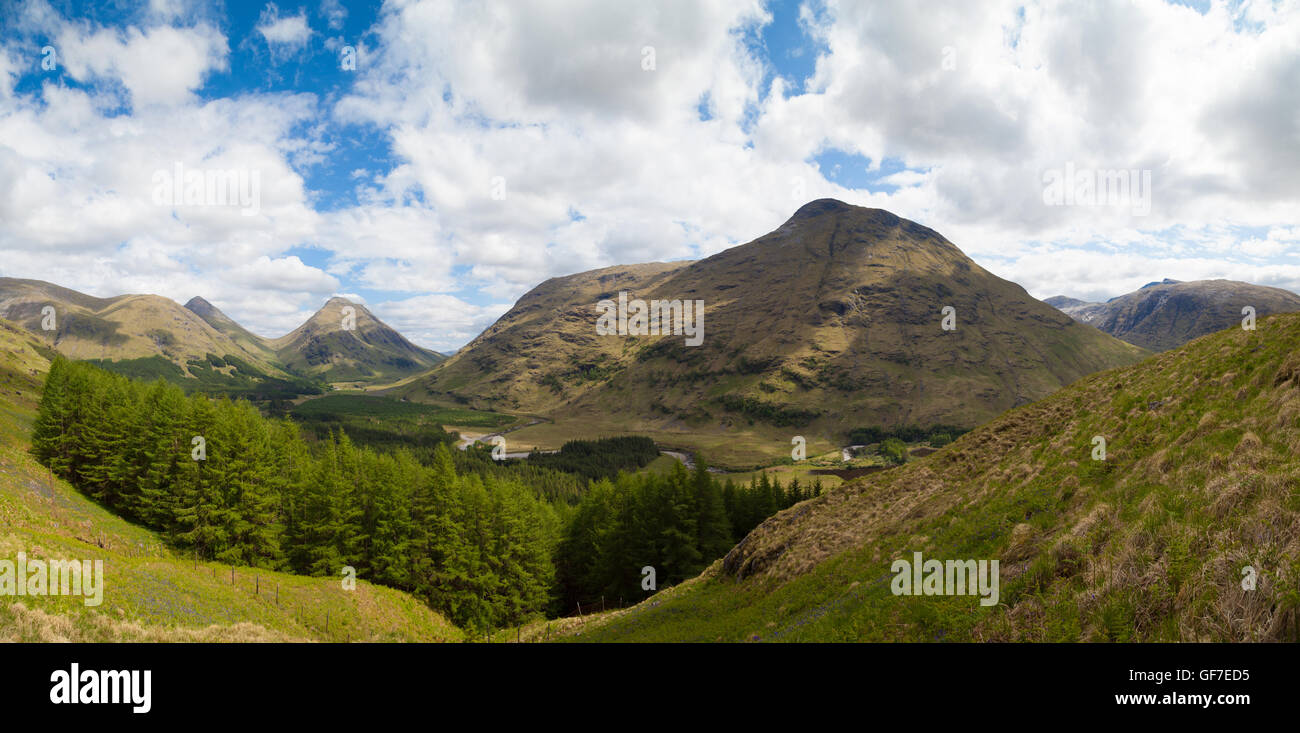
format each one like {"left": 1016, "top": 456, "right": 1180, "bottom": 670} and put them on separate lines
{"left": 790, "top": 198, "right": 856, "bottom": 220}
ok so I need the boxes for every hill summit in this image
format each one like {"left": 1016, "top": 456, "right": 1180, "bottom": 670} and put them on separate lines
{"left": 403, "top": 200, "right": 1147, "bottom": 453}
{"left": 0, "top": 278, "right": 445, "bottom": 389}
{"left": 272, "top": 297, "right": 444, "bottom": 382}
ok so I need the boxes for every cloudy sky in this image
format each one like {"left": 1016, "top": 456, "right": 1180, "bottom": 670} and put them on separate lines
{"left": 0, "top": 0, "right": 1296, "bottom": 352}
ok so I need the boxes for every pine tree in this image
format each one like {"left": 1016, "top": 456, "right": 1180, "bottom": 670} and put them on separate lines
{"left": 692, "top": 457, "right": 732, "bottom": 564}
{"left": 31, "top": 356, "right": 72, "bottom": 473}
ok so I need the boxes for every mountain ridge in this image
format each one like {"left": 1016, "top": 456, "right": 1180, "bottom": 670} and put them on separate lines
{"left": 402, "top": 200, "right": 1149, "bottom": 457}
{"left": 1047, "top": 278, "right": 1300, "bottom": 351}
{"left": 0, "top": 278, "right": 443, "bottom": 387}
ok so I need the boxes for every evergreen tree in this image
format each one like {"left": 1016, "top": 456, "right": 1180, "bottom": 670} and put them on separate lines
{"left": 692, "top": 457, "right": 732, "bottom": 563}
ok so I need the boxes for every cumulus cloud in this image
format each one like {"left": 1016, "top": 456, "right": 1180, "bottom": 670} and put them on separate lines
{"left": 327, "top": 0, "right": 1298, "bottom": 311}
{"left": 0, "top": 0, "right": 1297, "bottom": 352}
{"left": 256, "top": 3, "right": 312, "bottom": 58}
{"left": 55, "top": 23, "right": 228, "bottom": 107}
{"left": 374, "top": 294, "right": 514, "bottom": 354}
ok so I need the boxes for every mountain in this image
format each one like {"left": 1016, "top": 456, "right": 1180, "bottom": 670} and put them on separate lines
{"left": 271, "top": 297, "right": 445, "bottom": 383}
{"left": 184, "top": 296, "right": 280, "bottom": 364}
{"left": 557, "top": 311, "right": 1300, "bottom": 642}
{"left": 0, "top": 279, "right": 444, "bottom": 391}
{"left": 1043, "top": 295, "right": 1090, "bottom": 310}
{"left": 1047, "top": 279, "right": 1300, "bottom": 351}
{"left": 404, "top": 200, "right": 1147, "bottom": 452}
{"left": 1137, "top": 278, "right": 1181, "bottom": 292}
{"left": 1044, "top": 296, "right": 1111, "bottom": 328}
{"left": 0, "top": 317, "right": 57, "bottom": 413}
{"left": 0, "top": 277, "right": 284, "bottom": 375}
{"left": 0, "top": 323, "right": 461, "bottom": 642}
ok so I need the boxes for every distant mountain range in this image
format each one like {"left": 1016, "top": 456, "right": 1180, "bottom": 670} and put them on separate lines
{"left": 8, "top": 206, "right": 1292, "bottom": 437}
{"left": 1045, "top": 279, "right": 1300, "bottom": 351}
{"left": 400, "top": 199, "right": 1148, "bottom": 438}
{"left": 0, "top": 278, "right": 443, "bottom": 388}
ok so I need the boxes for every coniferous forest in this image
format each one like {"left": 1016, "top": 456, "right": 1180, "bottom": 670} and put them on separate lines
{"left": 30, "top": 357, "right": 808, "bottom": 629}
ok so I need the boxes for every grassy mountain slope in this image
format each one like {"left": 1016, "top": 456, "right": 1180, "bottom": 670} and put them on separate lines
{"left": 554, "top": 313, "right": 1300, "bottom": 642}
{"left": 1049, "top": 279, "right": 1300, "bottom": 351}
{"left": 0, "top": 277, "right": 286, "bottom": 376}
{"left": 184, "top": 296, "right": 281, "bottom": 364}
{"left": 404, "top": 200, "right": 1147, "bottom": 460}
{"left": 0, "top": 321, "right": 461, "bottom": 642}
{"left": 273, "top": 297, "right": 445, "bottom": 383}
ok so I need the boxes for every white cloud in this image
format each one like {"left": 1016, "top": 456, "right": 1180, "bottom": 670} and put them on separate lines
{"left": 56, "top": 23, "right": 228, "bottom": 107}
{"left": 1, "top": 0, "right": 1298, "bottom": 353}
{"left": 374, "top": 294, "right": 513, "bottom": 353}
{"left": 320, "top": 0, "right": 347, "bottom": 31}
{"left": 256, "top": 3, "right": 313, "bottom": 54}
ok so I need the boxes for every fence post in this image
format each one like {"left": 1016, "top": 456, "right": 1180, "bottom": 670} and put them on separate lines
{"left": 577, "top": 601, "right": 582, "bottom": 616}
{"left": 256, "top": 576, "right": 259, "bottom": 595}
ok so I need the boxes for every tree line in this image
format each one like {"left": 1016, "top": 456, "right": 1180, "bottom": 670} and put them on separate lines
{"left": 554, "top": 462, "right": 820, "bottom": 612}
{"left": 32, "top": 357, "right": 554, "bottom": 631}
{"left": 846, "top": 423, "right": 968, "bottom": 447}
{"left": 31, "top": 357, "right": 817, "bottom": 630}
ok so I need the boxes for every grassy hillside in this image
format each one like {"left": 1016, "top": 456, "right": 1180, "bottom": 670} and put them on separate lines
{"left": 273, "top": 297, "right": 444, "bottom": 383}
{"left": 184, "top": 296, "right": 282, "bottom": 365}
{"left": 0, "top": 321, "right": 461, "bottom": 642}
{"left": 404, "top": 201, "right": 1147, "bottom": 464}
{"left": 0, "top": 280, "right": 444, "bottom": 394}
{"left": 0, "top": 278, "right": 287, "bottom": 376}
{"left": 551, "top": 313, "right": 1300, "bottom": 642}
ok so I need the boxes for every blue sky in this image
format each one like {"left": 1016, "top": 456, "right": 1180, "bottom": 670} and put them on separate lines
{"left": 0, "top": 0, "right": 1296, "bottom": 351}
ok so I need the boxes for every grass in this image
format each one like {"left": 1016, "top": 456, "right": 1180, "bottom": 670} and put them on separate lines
{"left": 0, "top": 331, "right": 462, "bottom": 643}
{"left": 291, "top": 393, "right": 514, "bottom": 429}
{"left": 720, "top": 462, "right": 846, "bottom": 490}
{"left": 82, "top": 354, "right": 325, "bottom": 399}
{"left": 502, "top": 413, "right": 840, "bottom": 469}
{"left": 0, "top": 440, "right": 462, "bottom": 643}
{"left": 545, "top": 314, "right": 1300, "bottom": 642}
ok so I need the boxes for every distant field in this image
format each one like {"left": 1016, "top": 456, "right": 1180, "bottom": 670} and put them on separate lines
{"left": 503, "top": 413, "right": 841, "bottom": 469}
{"left": 292, "top": 393, "right": 515, "bottom": 429}
{"left": 720, "top": 462, "right": 846, "bottom": 489}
